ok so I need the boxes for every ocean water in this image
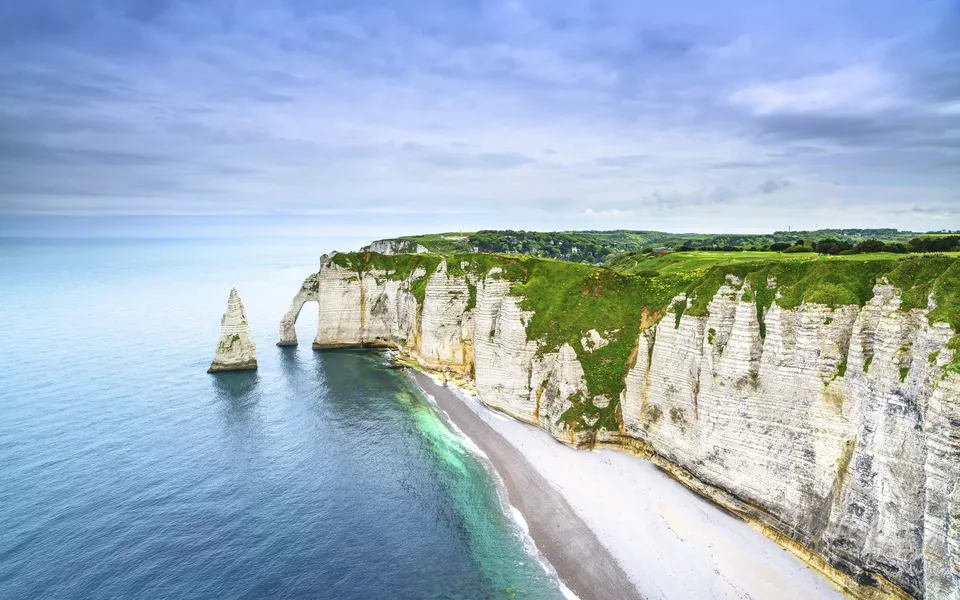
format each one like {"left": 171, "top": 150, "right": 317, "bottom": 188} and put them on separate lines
{"left": 0, "top": 239, "right": 566, "bottom": 600}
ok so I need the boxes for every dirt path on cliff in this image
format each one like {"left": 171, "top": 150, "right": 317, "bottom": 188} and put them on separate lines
{"left": 409, "top": 371, "right": 644, "bottom": 600}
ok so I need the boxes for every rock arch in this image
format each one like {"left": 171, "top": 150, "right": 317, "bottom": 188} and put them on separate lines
{"left": 278, "top": 272, "right": 320, "bottom": 346}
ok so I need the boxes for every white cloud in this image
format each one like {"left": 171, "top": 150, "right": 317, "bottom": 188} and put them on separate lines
{"left": 583, "top": 208, "right": 635, "bottom": 218}
{"left": 728, "top": 64, "right": 900, "bottom": 115}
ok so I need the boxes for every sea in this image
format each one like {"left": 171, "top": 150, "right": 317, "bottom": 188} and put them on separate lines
{"left": 0, "top": 237, "right": 567, "bottom": 600}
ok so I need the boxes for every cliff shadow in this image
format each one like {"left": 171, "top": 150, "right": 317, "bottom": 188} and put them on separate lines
{"left": 277, "top": 344, "right": 302, "bottom": 380}
{"left": 211, "top": 369, "right": 260, "bottom": 403}
{"left": 211, "top": 370, "right": 265, "bottom": 454}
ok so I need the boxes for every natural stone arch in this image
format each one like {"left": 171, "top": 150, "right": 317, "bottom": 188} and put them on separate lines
{"left": 278, "top": 272, "right": 320, "bottom": 346}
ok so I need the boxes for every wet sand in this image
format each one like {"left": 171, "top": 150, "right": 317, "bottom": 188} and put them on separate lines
{"left": 410, "top": 370, "right": 643, "bottom": 600}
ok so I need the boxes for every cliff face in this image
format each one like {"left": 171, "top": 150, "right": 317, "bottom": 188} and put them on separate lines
{"left": 209, "top": 288, "right": 257, "bottom": 373}
{"left": 363, "top": 239, "right": 430, "bottom": 255}
{"left": 282, "top": 253, "right": 959, "bottom": 599}
{"left": 621, "top": 279, "right": 957, "bottom": 599}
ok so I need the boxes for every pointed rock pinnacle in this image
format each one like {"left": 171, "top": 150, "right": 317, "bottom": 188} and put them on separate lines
{"left": 208, "top": 288, "right": 258, "bottom": 373}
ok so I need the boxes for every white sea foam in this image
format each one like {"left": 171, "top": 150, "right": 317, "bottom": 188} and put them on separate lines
{"left": 509, "top": 505, "right": 529, "bottom": 534}
{"left": 410, "top": 373, "right": 579, "bottom": 600}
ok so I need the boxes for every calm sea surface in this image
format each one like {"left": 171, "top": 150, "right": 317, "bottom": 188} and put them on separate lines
{"left": 0, "top": 239, "right": 565, "bottom": 600}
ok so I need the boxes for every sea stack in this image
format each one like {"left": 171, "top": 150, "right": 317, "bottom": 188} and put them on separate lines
{"left": 208, "top": 288, "right": 258, "bottom": 373}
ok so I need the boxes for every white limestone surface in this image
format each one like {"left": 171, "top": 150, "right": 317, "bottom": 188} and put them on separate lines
{"left": 208, "top": 288, "right": 257, "bottom": 372}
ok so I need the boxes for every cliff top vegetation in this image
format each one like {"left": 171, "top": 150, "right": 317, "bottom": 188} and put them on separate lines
{"left": 328, "top": 250, "right": 960, "bottom": 428}
{"left": 364, "top": 229, "right": 957, "bottom": 265}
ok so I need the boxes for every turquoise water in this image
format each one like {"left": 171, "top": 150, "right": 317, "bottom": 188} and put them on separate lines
{"left": 0, "top": 239, "right": 566, "bottom": 600}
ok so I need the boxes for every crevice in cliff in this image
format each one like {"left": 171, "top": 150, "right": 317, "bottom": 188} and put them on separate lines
{"left": 832, "top": 438, "right": 857, "bottom": 516}
{"left": 639, "top": 328, "right": 656, "bottom": 415}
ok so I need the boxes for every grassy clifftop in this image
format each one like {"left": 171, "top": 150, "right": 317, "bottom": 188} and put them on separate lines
{"left": 329, "top": 251, "right": 960, "bottom": 427}
{"left": 366, "top": 229, "right": 945, "bottom": 265}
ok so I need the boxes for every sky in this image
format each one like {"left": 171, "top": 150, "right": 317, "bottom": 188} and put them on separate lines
{"left": 1, "top": 0, "right": 959, "bottom": 237}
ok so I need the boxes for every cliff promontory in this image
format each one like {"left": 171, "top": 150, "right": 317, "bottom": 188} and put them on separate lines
{"left": 209, "top": 288, "right": 258, "bottom": 373}
{"left": 281, "top": 251, "right": 959, "bottom": 599}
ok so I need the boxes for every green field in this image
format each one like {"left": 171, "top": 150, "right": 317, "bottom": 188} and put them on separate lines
{"left": 364, "top": 228, "right": 953, "bottom": 264}
{"left": 609, "top": 250, "right": 960, "bottom": 276}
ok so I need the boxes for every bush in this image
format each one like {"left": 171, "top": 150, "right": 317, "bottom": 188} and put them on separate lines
{"left": 783, "top": 246, "right": 814, "bottom": 253}
{"left": 770, "top": 242, "right": 792, "bottom": 252}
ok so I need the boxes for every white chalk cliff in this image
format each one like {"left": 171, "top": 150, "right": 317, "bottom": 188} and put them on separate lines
{"left": 208, "top": 288, "right": 257, "bottom": 373}
{"left": 281, "top": 254, "right": 959, "bottom": 599}
{"left": 362, "top": 239, "right": 430, "bottom": 255}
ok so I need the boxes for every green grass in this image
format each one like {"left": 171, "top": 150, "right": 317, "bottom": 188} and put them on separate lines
{"left": 609, "top": 250, "right": 960, "bottom": 277}
{"left": 946, "top": 335, "right": 960, "bottom": 374}
{"left": 504, "top": 258, "right": 697, "bottom": 429}
{"left": 331, "top": 251, "right": 443, "bottom": 306}
{"left": 610, "top": 250, "right": 815, "bottom": 275}
{"left": 672, "top": 299, "right": 687, "bottom": 328}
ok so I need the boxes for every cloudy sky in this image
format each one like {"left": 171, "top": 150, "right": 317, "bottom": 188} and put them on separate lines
{"left": 1, "top": 0, "right": 959, "bottom": 236}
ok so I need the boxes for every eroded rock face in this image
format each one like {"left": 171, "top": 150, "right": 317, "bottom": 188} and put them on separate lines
{"left": 363, "top": 239, "right": 430, "bottom": 255}
{"left": 619, "top": 283, "right": 957, "bottom": 597}
{"left": 278, "top": 272, "right": 319, "bottom": 346}
{"left": 208, "top": 288, "right": 257, "bottom": 373}
{"left": 282, "top": 260, "right": 960, "bottom": 599}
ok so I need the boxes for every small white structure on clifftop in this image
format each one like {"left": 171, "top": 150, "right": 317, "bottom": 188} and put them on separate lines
{"left": 208, "top": 288, "right": 258, "bottom": 373}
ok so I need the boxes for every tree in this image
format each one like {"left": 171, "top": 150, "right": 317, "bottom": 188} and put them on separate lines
{"left": 813, "top": 239, "right": 852, "bottom": 255}
{"left": 854, "top": 239, "right": 888, "bottom": 254}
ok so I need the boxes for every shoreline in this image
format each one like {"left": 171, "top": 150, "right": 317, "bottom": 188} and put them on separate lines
{"left": 409, "top": 370, "right": 644, "bottom": 600}
{"left": 408, "top": 367, "right": 845, "bottom": 600}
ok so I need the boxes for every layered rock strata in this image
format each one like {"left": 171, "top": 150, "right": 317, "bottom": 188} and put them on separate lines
{"left": 208, "top": 288, "right": 257, "bottom": 373}
{"left": 363, "top": 239, "right": 430, "bottom": 255}
{"left": 282, "top": 254, "right": 959, "bottom": 599}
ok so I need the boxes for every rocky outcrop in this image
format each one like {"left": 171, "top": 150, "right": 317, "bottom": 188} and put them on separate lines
{"left": 363, "top": 239, "right": 430, "bottom": 255}
{"left": 281, "top": 254, "right": 960, "bottom": 599}
{"left": 209, "top": 288, "right": 257, "bottom": 373}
